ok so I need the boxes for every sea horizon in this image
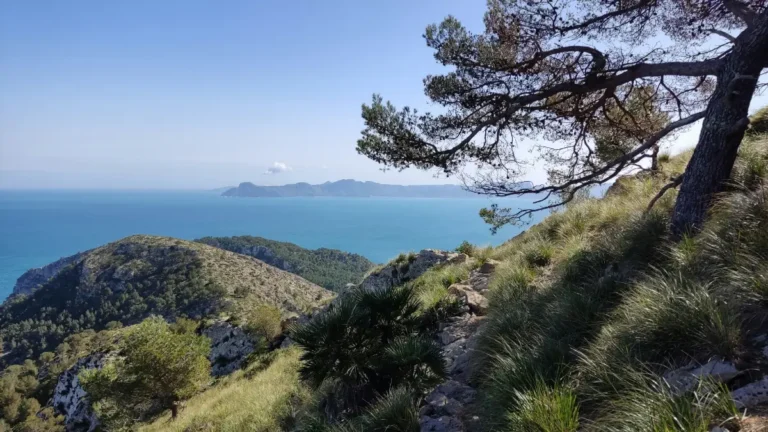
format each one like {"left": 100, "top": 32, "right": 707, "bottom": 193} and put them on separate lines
{"left": 0, "top": 189, "right": 547, "bottom": 300}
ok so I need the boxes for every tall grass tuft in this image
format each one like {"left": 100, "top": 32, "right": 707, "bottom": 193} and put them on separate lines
{"left": 507, "top": 380, "right": 579, "bottom": 432}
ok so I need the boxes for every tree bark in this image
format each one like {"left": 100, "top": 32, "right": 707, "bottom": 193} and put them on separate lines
{"left": 171, "top": 401, "right": 179, "bottom": 419}
{"left": 670, "top": 9, "right": 768, "bottom": 237}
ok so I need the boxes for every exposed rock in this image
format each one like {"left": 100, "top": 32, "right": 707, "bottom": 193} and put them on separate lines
{"left": 421, "top": 392, "right": 463, "bottom": 417}
{"left": 420, "top": 415, "right": 464, "bottom": 432}
{"left": 733, "top": 376, "right": 768, "bottom": 409}
{"left": 360, "top": 249, "right": 458, "bottom": 292}
{"left": 204, "top": 321, "right": 256, "bottom": 376}
{"left": 434, "top": 380, "right": 477, "bottom": 406}
{"left": 420, "top": 262, "right": 496, "bottom": 432}
{"left": 12, "top": 251, "right": 89, "bottom": 297}
{"left": 467, "top": 270, "right": 491, "bottom": 293}
{"left": 51, "top": 353, "right": 108, "bottom": 432}
{"left": 663, "top": 358, "right": 739, "bottom": 395}
{"left": 464, "top": 291, "right": 489, "bottom": 316}
{"left": 447, "top": 284, "right": 471, "bottom": 297}
{"left": 447, "top": 254, "right": 469, "bottom": 265}
{"left": 478, "top": 260, "right": 499, "bottom": 274}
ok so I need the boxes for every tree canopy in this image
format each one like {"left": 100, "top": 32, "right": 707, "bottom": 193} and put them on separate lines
{"left": 358, "top": 0, "right": 768, "bottom": 234}
{"left": 80, "top": 317, "right": 211, "bottom": 426}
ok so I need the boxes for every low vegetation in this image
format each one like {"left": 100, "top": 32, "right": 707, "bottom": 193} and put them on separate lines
{"left": 140, "top": 348, "right": 307, "bottom": 432}
{"left": 80, "top": 317, "right": 211, "bottom": 428}
{"left": 196, "top": 235, "right": 375, "bottom": 291}
{"left": 292, "top": 285, "right": 448, "bottom": 427}
{"left": 293, "top": 118, "right": 768, "bottom": 431}
{"left": 0, "top": 235, "right": 333, "bottom": 365}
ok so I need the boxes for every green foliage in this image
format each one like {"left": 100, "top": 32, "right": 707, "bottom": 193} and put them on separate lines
{"left": 292, "top": 285, "right": 445, "bottom": 421}
{"left": 0, "top": 243, "right": 222, "bottom": 364}
{"left": 243, "top": 304, "right": 283, "bottom": 343}
{"left": 507, "top": 380, "right": 579, "bottom": 432}
{"left": 455, "top": 240, "right": 475, "bottom": 256}
{"left": 196, "top": 235, "right": 375, "bottom": 291}
{"left": 80, "top": 317, "right": 211, "bottom": 427}
{"left": 140, "top": 348, "right": 308, "bottom": 432}
{"left": 349, "top": 387, "right": 420, "bottom": 432}
{"left": 407, "top": 262, "right": 472, "bottom": 310}
{"left": 590, "top": 374, "right": 737, "bottom": 432}
{"left": 747, "top": 106, "right": 768, "bottom": 137}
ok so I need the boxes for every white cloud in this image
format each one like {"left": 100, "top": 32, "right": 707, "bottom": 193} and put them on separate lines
{"left": 264, "top": 161, "right": 291, "bottom": 175}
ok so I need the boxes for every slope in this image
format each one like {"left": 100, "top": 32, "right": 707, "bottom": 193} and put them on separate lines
{"left": 0, "top": 234, "right": 333, "bottom": 365}
{"left": 196, "top": 235, "right": 375, "bottom": 291}
{"left": 293, "top": 114, "right": 768, "bottom": 431}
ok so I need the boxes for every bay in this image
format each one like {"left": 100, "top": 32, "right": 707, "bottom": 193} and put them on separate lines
{"left": 0, "top": 190, "right": 545, "bottom": 300}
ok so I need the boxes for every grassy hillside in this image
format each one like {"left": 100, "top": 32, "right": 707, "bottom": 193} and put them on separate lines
{"left": 140, "top": 348, "right": 307, "bottom": 432}
{"left": 196, "top": 235, "right": 375, "bottom": 291}
{"left": 0, "top": 235, "right": 333, "bottom": 364}
{"left": 444, "top": 130, "right": 768, "bottom": 430}
{"left": 291, "top": 122, "right": 768, "bottom": 430}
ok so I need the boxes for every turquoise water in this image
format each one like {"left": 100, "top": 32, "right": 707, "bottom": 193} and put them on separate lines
{"left": 0, "top": 190, "right": 545, "bottom": 300}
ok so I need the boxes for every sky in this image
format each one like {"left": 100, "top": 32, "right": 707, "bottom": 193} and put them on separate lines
{"left": 0, "top": 1, "right": 766, "bottom": 189}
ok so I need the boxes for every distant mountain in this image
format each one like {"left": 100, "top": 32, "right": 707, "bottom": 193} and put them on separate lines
{"left": 222, "top": 179, "right": 534, "bottom": 198}
{"left": 208, "top": 186, "right": 236, "bottom": 193}
{"left": 196, "top": 235, "right": 375, "bottom": 291}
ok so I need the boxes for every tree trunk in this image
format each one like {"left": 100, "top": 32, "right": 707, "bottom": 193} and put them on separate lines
{"left": 171, "top": 401, "right": 179, "bottom": 419}
{"left": 670, "top": 10, "right": 768, "bottom": 237}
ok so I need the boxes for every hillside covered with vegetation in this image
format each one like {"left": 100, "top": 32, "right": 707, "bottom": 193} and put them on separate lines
{"left": 0, "top": 235, "right": 333, "bottom": 366}
{"left": 283, "top": 115, "right": 768, "bottom": 431}
{"left": 196, "top": 235, "right": 375, "bottom": 292}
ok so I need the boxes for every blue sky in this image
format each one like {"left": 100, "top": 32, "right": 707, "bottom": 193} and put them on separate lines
{"left": 0, "top": 1, "right": 766, "bottom": 189}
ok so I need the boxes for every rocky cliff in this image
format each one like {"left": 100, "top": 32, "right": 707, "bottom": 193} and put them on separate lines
{"left": 12, "top": 251, "right": 89, "bottom": 297}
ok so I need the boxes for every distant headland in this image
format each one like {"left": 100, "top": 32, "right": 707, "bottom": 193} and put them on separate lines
{"left": 221, "top": 179, "right": 533, "bottom": 198}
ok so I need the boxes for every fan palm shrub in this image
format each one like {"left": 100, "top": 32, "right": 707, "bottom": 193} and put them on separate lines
{"left": 292, "top": 285, "right": 446, "bottom": 419}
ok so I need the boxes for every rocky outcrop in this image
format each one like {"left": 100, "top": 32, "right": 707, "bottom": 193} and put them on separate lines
{"left": 420, "top": 262, "right": 492, "bottom": 432}
{"left": 51, "top": 353, "right": 108, "bottom": 432}
{"left": 12, "top": 251, "right": 88, "bottom": 297}
{"left": 360, "top": 250, "right": 465, "bottom": 292}
{"left": 204, "top": 321, "right": 256, "bottom": 376}
{"left": 663, "top": 358, "right": 739, "bottom": 395}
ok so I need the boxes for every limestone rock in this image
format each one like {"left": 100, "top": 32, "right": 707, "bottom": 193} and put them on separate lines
{"left": 447, "top": 254, "right": 469, "bottom": 265}
{"left": 478, "top": 260, "right": 499, "bottom": 274}
{"left": 663, "top": 358, "right": 739, "bottom": 395}
{"left": 420, "top": 415, "right": 464, "bottom": 432}
{"left": 360, "top": 249, "right": 457, "bottom": 292}
{"left": 204, "top": 321, "right": 256, "bottom": 376}
{"left": 464, "top": 291, "right": 489, "bottom": 316}
{"left": 447, "top": 283, "right": 471, "bottom": 297}
{"left": 733, "top": 376, "right": 768, "bottom": 408}
{"left": 467, "top": 270, "right": 492, "bottom": 293}
{"left": 51, "top": 353, "right": 108, "bottom": 432}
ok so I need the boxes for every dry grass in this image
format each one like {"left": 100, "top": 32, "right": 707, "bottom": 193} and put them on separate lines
{"left": 140, "top": 348, "right": 308, "bottom": 432}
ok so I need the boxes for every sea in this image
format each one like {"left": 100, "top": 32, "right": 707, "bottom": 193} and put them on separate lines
{"left": 0, "top": 190, "right": 547, "bottom": 301}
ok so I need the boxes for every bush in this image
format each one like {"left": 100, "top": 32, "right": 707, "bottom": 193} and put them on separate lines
{"left": 292, "top": 285, "right": 445, "bottom": 420}
{"left": 747, "top": 106, "right": 768, "bottom": 136}
{"left": 80, "top": 317, "right": 211, "bottom": 426}
{"left": 455, "top": 240, "right": 475, "bottom": 256}
{"left": 507, "top": 380, "right": 579, "bottom": 432}
{"left": 244, "top": 305, "right": 283, "bottom": 343}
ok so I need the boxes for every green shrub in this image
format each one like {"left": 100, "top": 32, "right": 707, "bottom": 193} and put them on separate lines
{"left": 507, "top": 380, "right": 579, "bottom": 432}
{"left": 80, "top": 317, "right": 211, "bottom": 426}
{"left": 455, "top": 240, "right": 475, "bottom": 256}
{"left": 244, "top": 304, "right": 283, "bottom": 343}
{"left": 747, "top": 106, "right": 768, "bottom": 136}
{"left": 590, "top": 374, "right": 737, "bottom": 432}
{"left": 292, "top": 285, "right": 445, "bottom": 418}
{"left": 576, "top": 272, "right": 742, "bottom": 406}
